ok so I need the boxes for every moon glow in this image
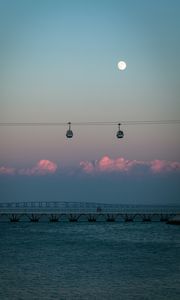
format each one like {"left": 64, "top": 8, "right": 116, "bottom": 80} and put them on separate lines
{"left": 118, "top": 61, "right": 127, "bottom": 71}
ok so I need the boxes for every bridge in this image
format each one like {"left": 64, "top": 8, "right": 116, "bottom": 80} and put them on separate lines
{"left": 0, "top": 201, "right": 179, "bottom": 223}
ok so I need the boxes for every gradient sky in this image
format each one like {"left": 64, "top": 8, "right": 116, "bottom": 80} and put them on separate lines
{"left": 0, "top": 0, "right": 180, "bottom": 204}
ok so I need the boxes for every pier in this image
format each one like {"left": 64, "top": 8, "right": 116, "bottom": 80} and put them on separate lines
{"left": 0, "top": 201, "right": 179, "bottom": 223}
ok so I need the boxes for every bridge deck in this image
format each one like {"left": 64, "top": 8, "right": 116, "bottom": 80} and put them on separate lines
{"left": 0, "top": 202, "right": 179, "bottom": 222}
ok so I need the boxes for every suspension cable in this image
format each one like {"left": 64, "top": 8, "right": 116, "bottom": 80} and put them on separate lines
{"left": 0, "top": 120, "right": 180, "bottom": 126}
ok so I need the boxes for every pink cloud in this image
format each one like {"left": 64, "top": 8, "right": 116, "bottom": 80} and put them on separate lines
{"left": 0, "top": 166, "right": 15, "bottom": 175}
{"left": 19, "top": 160, "right": 57, "bottom": 176}
{"left": 100, "top": 156, "right": 145, "bottom": 172}
{"left": 80, "top": 155, "right": 143, "bottom": 173}
{"left": 150, "top": 160, "right": 180, "bottom": 173}
{"left": 98, "top": 156, "right": 114, "bottom": 171}
{"left": 79, "top": 161, "right": 94, "bottom": 174}
{"left": 80, "top": 155, "right": 180, "bottom": 174}
{"left": 1, "top": 157, "right": 180, "bottom": 176}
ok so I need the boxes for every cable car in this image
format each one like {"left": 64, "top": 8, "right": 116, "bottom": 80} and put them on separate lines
{"left": 66, "top": 122, "right": 73, "bottom": 138}
{"left": 116, "top": 123, "right": 124, "bottom": 139}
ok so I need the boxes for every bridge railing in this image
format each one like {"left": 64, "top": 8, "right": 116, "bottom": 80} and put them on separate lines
{"left": 0, "top": 202, "right": 179, "bottom": 214}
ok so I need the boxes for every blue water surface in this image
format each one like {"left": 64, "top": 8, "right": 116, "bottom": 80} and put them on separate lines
{"left": 0, "top": 222, "right": 180, "bottom": 300}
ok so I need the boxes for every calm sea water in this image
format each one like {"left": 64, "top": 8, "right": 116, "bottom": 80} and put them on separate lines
{"left": 0, "top": 222, "right": 180, "bottom": 300}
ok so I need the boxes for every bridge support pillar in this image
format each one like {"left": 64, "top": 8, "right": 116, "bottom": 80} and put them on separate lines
{"left": 49, "top": 214, "right": 59, "bottom": 222}
{"left": 29, "top": 214, "right": 40, "bottom": 222}
{"left": 68, "top": 214, "right": 78, "bottom": 222}
{"left": 142, "top": 215, "right": 151, "bottom": 222}
{"left": 88, "top": 217, "right": 96, "bottom": 222}
{"left": 88, "top": 214, "right": 96, "bottom": 222}
{"left": 124, "top": 214, "right": 134, "bottom": 222}
{"left": 160, "top": 214, "right": 168, "bottom": 222}
{"left": 125, "top": 217, "right": 133, "bottom": 222}
{"left": 106, "top": 214, "right": 115, "bottom": 222}
{"left": 69, "top": 218, "right": 78, "bottom": 222}
{"left": 9, "top": 214, "right": 20, "bottom": 222}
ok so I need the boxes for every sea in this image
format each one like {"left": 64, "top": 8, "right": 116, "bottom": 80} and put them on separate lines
{"left": 0, "top": 220, "right": 180, "bottom": 300}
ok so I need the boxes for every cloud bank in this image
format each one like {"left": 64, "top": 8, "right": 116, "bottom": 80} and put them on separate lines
{"left": 0, "top": 166, "right": 16, "bottom": 175}
{"left": 80, "top": 155, "right": 180, "bottom": 174}
{"left": 0, "top": 156, "right": 180, "bottom": 176}
{"left": 0, "top": 160, "right": 57, "bottom": 176}
{"left": 19, "top": 160, "right": 58, "bottom": 175}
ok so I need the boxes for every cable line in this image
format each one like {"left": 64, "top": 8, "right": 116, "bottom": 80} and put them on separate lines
{"left": 0, "top": 120, "right": 179, "bottom": 139}
{"left": 0, "top": 120, "right": 180, "bottom": 126}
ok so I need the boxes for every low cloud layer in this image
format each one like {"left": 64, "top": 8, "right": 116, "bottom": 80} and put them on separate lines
{"left": 0, "top": 160, "right": 57, "bottom": 176}
{"left": 0, "top": 156, "right": 180, "bottom": 176}
{"left": 80, "top": 155, "right": 180, "bottom": 174}
{"left": 19, "top": 160, "right": 58, "bottom": 175}
{"left": 150, "top": 160, "right": 180, "bottom": 173}
{"left": 0, "top": 166, "right": 16, "bottom": 175}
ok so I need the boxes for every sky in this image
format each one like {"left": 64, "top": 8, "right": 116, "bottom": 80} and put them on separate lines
{"left": 0, "top": 0, "right": 180, "bottom": 204}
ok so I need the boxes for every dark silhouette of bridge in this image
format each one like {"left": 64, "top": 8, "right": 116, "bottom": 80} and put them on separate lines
{"left": 0, "top": 201, "right": 180, "bottom": 222}
{"left": 0, "top": 201, "right": 179, "bottom": 223}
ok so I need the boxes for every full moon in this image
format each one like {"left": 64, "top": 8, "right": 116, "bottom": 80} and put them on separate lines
{"left": 118, "top": 61, "right": 127, "bottom": 71}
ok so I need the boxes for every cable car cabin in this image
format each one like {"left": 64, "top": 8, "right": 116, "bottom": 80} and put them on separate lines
{"left": 116, "top": 123, "right": 124, "bottom": 139}
{"left": 116, "top": 130, "right": 124, "bottom": 139}
{"left": 66, "top": 122, "right": 73, "bottom": 138}
{"left": 66, "top": 129, "right": 73, "bottom": 138}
